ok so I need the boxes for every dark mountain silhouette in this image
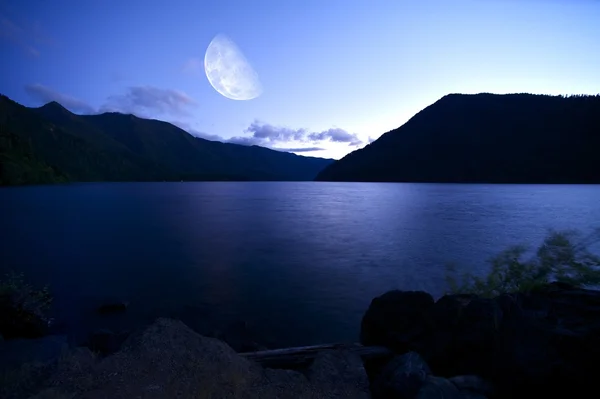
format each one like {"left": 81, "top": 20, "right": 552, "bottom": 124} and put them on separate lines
{"left": 316, "top": 93, "right": 600, "bottom": 183}
{"left": 0, "top": 95, "right": 333, "bottom": 185}
{"left": 0, "top": 126, "right": 67, "bottom": 185}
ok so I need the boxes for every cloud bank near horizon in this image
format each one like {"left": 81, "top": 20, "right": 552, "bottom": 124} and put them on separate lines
{"left": 22, "top": 84, "right": 362, "bottom": 155}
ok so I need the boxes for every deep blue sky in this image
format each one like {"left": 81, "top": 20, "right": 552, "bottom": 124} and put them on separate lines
{"left": 1, "top": 0, "right": 599, "bottom": 159}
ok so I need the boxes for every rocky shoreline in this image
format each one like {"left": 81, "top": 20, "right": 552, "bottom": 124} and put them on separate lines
{"left": 2, "top": 282, "right": 599, "bottom": 398}
{"left": 362, "top": 281, "right": 600, "bottom": 398}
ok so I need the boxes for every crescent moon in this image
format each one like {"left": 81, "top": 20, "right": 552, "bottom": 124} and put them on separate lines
{"left": 204, "top": 34, "right": 262, "bottom": 101}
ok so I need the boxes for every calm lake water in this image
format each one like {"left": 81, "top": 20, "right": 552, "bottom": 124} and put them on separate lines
{"left": 1, "top": 182, "right": 599, "bottom": 347}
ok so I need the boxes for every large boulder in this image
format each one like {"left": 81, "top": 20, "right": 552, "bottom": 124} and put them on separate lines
{"left": 363, "top": 284, "right": 600, "bottom": 398}
{"left": 416, "top": 376, "right": 462, "bottom": 399}
{"left": 490, "top": 284, "right": 600, "bottom": 397}
{"left": 86, "top": 329, "right": 130, "bottom": 356}
{"left": 371, "top": 351, "right": 431, "bottom": 399}
{"left": 44, "top": 347, "right": 97, "bottom": 388}
{"left": 489, "top": 300, "right": 560, "bottom": 396}
{"left": 307, "top": 350, "right": 371, "bottom": 398}
{"left": 425, "top": 297, "right": 503, "bottom": 377}
{"left": 427, "top": 294, "right": 475, "bottom": 331}
{"left": 35, "top": 318, "right": 372, "bottom": 399}
{"left": 361, "top": 290, "right": 435, "bottom": 353}
{"left": 0, "top": 335, "right": 70, "bottom": 399}
{"left": 448, "top": 375, "right": 493, "bottom": 398}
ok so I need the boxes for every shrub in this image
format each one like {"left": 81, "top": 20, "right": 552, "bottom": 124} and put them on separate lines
{"left": 446, "top": 229, "right": 600, "bottom": 297}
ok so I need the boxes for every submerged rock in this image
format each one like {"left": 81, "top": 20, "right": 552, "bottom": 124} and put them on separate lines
{"left": 96, "top": 301, "right": 128, "bottom": 315}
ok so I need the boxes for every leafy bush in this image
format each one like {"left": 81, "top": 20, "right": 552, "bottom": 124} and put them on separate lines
{"left": 0, "top": 272, "right": 53, "bottom": 338}
{"left": 446, "top": 229, "right": 600, "bottom": 297}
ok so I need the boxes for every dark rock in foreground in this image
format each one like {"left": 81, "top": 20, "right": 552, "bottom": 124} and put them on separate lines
{"left": 360, "top": 290, "right": 435, "bottom": 353}
{"left": 417, "top": 376, "right": 462, "bottom": 399}
{"left": 3, "top": 318, "right": 371, "bottom": 399}
{"left": 361, "top": 282, "right": 600, "bottom": 398}
{"left": 86, "top": 329, "right": 130, "bottom": 356}
{"left": 371, "top": 351, "right": 431, "bottom": 398}
{"left": 4, "top": 282, "right": 599, "bottom": 398}
{"left": 0, "top": 335, "right": 67, "bottom": 373}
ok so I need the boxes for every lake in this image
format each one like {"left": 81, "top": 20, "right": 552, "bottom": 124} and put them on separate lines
{"left": 1, "top": 182, "right": 599, "bottom": 348}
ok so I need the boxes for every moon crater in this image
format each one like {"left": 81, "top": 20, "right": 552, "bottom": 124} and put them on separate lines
{"left": 204, "top": 34, "right": 262, "bottom": 101}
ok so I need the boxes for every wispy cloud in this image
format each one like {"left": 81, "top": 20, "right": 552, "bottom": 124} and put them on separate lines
{"left": 172, "top": 120, "right": 328, "bottom": 153}
{"left": 0, "top": 15, "right": 37, "bottom": 57}
{"left": 271, "top": 147, "right": 326, "bottom": 153}
{"left": 21, "top": 83, "right": 352, "bottom": 156}
{"left": 228, "top": 121, "right": 364, "bottom": 148}
{"left": 307, "top": 128, "right": 363, "bottom": 146}
{"left": 0, "top": 15, "right": 19, "bottom": 38}
{"left": 0, "top": 14, "right": 54, "bottom": 57}
{"left": 100, "top": 86, "right": 197, "bottom": 117}
{"left": 24, "top": 83, "right": 198, "bottom": 119}
{"left": 170, "top": 120, "right": 223, "bottom": 142}
{"left": 24, "top": 83, "right": 95, "bottom": 114}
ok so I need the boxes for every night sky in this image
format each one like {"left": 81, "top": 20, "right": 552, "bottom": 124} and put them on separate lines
{"left": 1, "top": 0, "right": 599, "bottom": 159}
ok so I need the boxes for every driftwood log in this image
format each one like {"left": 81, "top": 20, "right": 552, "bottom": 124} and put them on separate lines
{"left": 239, "top": 342, "right": 393, "bottom": 369}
